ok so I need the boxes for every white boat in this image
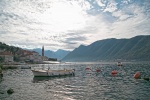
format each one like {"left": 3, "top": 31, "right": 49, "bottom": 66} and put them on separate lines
{"left": 31, "top": 69, "right": 75, "bottom": 77}
{"left": 117, "top": 62, "right": 122, "bottom": 66}
{"left": 43, "top": 61, "right": 60, "bottom": 64}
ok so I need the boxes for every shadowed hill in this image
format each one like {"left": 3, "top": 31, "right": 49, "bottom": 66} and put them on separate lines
{"left": 62, "top": 35, "right": 150, "bottom": 61}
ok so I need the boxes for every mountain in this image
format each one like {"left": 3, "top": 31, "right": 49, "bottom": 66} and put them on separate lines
{"left": 62, "top": 35, "right": 150, "bottom": 61}
{"left": 55, "top": 49, "right": 70, "bottom": 60}
{"left": 32, "top": 49, "right": 70, "bottom": 60}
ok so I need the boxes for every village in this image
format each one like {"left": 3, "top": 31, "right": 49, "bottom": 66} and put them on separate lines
{"left": 0, "top": 45, "right": 57, "bottom": 65}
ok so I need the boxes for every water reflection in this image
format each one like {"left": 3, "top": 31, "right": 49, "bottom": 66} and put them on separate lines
{"left": 32, "top": 75, "right": 75, "bottom": 83}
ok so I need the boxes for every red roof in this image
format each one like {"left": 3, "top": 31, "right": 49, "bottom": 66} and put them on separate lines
{"left": 0, "top": 51, "right": 13, "bottom": 56}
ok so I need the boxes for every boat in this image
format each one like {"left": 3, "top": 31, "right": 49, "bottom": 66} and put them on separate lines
{"left": 117, "top": 62, "right": 122, "bottom": 66}
{"left": 21, "top": 65, "right": 31, "bottom": 69}
{"left": 43, "top": 61, "right": 60, "bottom": 64}
{"left": 31, "top": 69, "right": 75, "bottom": 77}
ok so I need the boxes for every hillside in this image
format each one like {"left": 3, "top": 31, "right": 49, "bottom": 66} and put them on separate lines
{"left": 62, "top": 35, "right": 150, "bottom": 61}
{"left": 0, "top": 42, "right": 20, "bottom": 54}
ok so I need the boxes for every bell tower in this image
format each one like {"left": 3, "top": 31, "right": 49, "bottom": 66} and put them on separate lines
{"left": 42, "top": 45, "right": 44, "bottom": 57}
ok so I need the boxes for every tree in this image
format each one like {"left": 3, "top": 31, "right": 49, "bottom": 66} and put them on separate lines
{"left": 0, "top": 56, "right": 4, "bottom": 63}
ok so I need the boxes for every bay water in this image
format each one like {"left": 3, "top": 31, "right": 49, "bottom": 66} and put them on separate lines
{"left": 0, "top": 62, "right": 150, "bottom": 100}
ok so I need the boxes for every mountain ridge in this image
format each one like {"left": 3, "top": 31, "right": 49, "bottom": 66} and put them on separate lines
{"left": 62, "top": 35, "right": 150, "bottom": 61}
{"left": 30, "top": 48, "right": 70, "bottom": 60}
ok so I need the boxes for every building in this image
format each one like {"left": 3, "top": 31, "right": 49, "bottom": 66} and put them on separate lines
{"left": 0, "top": 51, "right": 14, "bottom": 62}
{"left": 20, "top": 50, "right": 43, "bottom": 63}
{"left": 42, "top": 46, "right": 44, "bottom": 57}
{"left": 42, "top": 46, "right": 44, "bottom": 61}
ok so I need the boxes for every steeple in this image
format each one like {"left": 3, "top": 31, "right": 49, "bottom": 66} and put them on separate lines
{"left": 42, "top": 45, "right": 44, "bottom": 57}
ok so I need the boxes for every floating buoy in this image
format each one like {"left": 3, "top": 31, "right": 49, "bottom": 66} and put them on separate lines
{"left": 111, "top": 70, "right": 117, "bottom": 75}
{"left": 134, "top": 72, "right": 141, "bottom": 79}
{"left": 96, "top": 69, "right": 101, "bottom": 72}
{"left": 117, "top": 62, "right": 122, "bottom": 66}
{"left": 85, "top": 68, "right": 91, "bottom": 70}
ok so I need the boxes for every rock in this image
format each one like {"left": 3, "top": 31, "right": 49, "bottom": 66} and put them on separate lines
{"left": 143, "top": 77, "right": 149, "bottom": 81}
{"left": 0, "top": 91, "right": 4, "bottom": 94}
{"left": 0, "top": 73, "right": 3, "bottom": 77}
{"left": 7, "top": 88, "right": 14, "bottom": 94}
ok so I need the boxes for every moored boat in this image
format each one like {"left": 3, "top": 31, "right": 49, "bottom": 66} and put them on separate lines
{"left": 31, "top": 69, "right": 75, "bottom": 77}
{"left": 117, "top": 62, "right": 122, "bottom": 66}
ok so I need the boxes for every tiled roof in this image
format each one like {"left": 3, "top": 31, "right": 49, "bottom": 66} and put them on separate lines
{"left": 0, "top": 51, "right": 13, "bottom": 56}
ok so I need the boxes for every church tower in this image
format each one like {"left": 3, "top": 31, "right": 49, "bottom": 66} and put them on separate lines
{"left": 42, "top": 45, "right": 44, "bottom": 57}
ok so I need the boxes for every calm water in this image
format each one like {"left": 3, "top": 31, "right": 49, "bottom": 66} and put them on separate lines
{"left": 0, "top": 62, "right": 150, "bottom": 100}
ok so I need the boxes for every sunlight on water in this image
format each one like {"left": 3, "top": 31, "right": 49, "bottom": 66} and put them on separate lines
{"left": 0, "top": 62, "right": 150, "bottom": 100}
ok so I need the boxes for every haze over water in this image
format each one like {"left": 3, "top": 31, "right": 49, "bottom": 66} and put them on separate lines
{"left": 0, "top": 62, "right": 150, "bottom": 100}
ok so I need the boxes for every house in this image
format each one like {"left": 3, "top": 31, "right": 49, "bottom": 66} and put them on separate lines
{"left": 19, "top": 50, "right": 44, "bottom": 63}
{"left": 42, "top": 56, "right": 49, "bottom": 61}
{"left": 0, "top": 51, "right": 14, "bottom": 62}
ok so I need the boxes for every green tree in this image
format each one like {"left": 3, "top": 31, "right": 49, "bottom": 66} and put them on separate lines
{"left": 0, "top": 57, "right": 4, "bottom": 63}
{"left": 14, "top": 56, "right": 20, "bottom": 62}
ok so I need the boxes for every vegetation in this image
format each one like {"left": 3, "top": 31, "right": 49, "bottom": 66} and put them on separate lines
{"left": 0, "top": 42, "right": 20, "bottom": 55}
{"left": 0, "top": 64, "right": 3, "bottom": 73}
{"left": 48, "top": 58, "right": 57, "bottom": 61}
{"left": 0, "top": 42, "right": 21, "bottom": 63}
{"left": 0, "top": 56, "right": 4, "bottom": 63}
{"left": 0, "top": 42, "right": 58, "bottom": 63}
{"left": 0, "top": 42, "right": 21, "bottom": 62}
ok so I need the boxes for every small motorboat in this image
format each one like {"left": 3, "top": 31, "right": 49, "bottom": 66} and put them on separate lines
{"left": 117, "top": 62, "right": 122, "bottom": 66}
{"left": 31, "top": 69, "right": 75, "bottom": 77}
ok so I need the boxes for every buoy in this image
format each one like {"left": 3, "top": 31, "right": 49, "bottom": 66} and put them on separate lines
{"left": 85, "top": 68, "right": 91, "bottom": 70}
{"left": 111, "top": 70, "right": 117, "bottom": 75}
{"left": 117, "top": 62, "right": 122, "bottom": 66}
{"left": 134, "top": 72, "right": 141, "bottom": 79}
{"left": 96, "top": 69, "right": 101, "bottom": 72}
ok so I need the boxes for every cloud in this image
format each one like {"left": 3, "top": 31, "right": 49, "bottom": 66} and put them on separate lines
{"left": 109, "top": 0, "right": 150, "bottom": 38}
{"left": 0, "top": 0, "right": 150, "bottom": 51}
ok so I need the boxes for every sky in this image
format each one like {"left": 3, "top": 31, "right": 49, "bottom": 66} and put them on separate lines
{"left": 0, "top": 0, "right": 150, "bottom": 51}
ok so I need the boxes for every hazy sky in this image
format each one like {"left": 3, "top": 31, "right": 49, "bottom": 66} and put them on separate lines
{"left": 0, "top": 0, "right": 150, "bottom": 51}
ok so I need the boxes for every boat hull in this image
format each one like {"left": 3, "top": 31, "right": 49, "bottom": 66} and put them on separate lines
{"left": 31, "top": 69, "right": 75, "bottom": 77}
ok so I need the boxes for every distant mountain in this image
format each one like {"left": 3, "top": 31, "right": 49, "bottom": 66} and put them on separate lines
{"left": 55, "top": 49, "right": 70, "bottom": 60}
{"left": 32, "top": 49, "right": 70, "bottom": 60}
{"left": 62, "top": 35, "right": 150, "bottom": 61}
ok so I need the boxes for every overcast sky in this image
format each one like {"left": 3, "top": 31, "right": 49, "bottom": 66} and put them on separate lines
{"left": 0, "top": 0, "right": 150, "bottom": 51}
